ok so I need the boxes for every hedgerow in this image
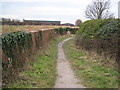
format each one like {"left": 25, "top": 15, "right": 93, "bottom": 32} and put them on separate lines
{"left": 76, "top": 18, "right": 119, "bottom": 64}
{"left": 2, "top": 31, "right": 33, "bottom": 85}
{"left": 2, "top": 31, "right": 32, "bottom": 60}
{"left": 97, "top": 19, "right": 118, "bottom": 39}
{"left": 55, "top": 27, "right": 77, "bottom": 35}
{"left": 77, "top": 19, "right": 105, "bottom": 39}
{"left": 76, "top": 19, "right": 118, "bottom": 39}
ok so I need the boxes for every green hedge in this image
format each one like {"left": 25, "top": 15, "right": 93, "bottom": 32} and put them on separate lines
{"left": 76, "top": 19, "right": 118, "bottom": 39}
{"left": 2, "top": 31, "right": 33, "bottom": 86}
{"left": 76, "top": 18, "right": 119, "bottom": 63}
{"left": 2, "top": 31, "right": 32, "bottom": 60}
{"left": 97, "top": 19, "right": 118, "bottom": 39}
{"left": 55, "top": 27, "right": 77, "bottom": 35}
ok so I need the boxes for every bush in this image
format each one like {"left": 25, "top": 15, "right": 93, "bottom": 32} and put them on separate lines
{"left": 2, "top": 31, "right": 33, "bottom": 85}
{"left": 76, "top": 19, "right": 105, "bottom": 39}
{"left": 77, "top": 19, "right": 118, "bottom": 39}
{"left": 76, "top": 18, "right": 119, "bottom": 63}
{"left": 2, "top": 31, "right": 32, "bottom": 60}
{"left": 97, "top": 19, "right": 118, "bottom": 39}
{"left": 55, "top": 27, "right": 77, "bottom": 35}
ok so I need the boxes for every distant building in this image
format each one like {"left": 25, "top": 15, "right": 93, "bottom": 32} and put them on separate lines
{"left": 2, "top": 18, "right": 23, "bottom": 25}
{"left": 1, "top": 18, "right": 61, "bottom": 25}
{"left": 23, "top": 20, "right": 61, "bottom": 25}
{"left": 61, "top": 23, "right": 74, "bottom": 26}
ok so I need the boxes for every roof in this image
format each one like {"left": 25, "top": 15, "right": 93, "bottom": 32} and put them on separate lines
{"left": 24, "top": 20, "right": 61, "bottom": 24}
{"left": 62, "top": 23, "right": 74, "bottom": 26}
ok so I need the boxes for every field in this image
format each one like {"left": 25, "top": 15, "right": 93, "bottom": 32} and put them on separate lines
{"left": 2, "top": 25, "right": 78, "bottom": 33}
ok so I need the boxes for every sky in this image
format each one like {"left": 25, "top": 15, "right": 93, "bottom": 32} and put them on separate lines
{"left": 1, "top": 0, "right": 119, "bottom": 24}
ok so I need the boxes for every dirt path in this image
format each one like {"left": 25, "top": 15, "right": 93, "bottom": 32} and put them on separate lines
{"left": 54, "top": 37, "right": 86, "bottom": 88}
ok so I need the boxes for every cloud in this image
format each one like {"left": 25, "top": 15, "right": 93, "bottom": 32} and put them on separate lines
{"left": 1, "top": 15, "right": 22, "bottom": 19}
{"left": 1, "top": 0, "right": 119, "bottom": 23}
{"left": 2, "top": 2, "right": 85, "bottom": 23}
{"left": 1, "top": 0, "right": 90, "bottom": 3}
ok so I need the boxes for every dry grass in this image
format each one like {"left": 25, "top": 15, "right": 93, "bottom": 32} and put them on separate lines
{"left": 2, "top": 25, "right": 78, "bottom": 33}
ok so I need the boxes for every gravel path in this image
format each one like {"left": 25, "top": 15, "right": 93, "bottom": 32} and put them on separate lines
{"left": 54, "top": 37, "right": 86, "bottom": 88}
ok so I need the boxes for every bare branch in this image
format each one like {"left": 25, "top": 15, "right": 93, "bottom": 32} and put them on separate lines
{"left": 85, "top": 0, "right": 114, "bottom": 19}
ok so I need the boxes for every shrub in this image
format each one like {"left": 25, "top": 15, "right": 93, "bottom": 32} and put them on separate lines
{"left": 76, "top": 18, "right": 119, "bottom": 63}
{"left": 2, "top": 31, "right": 32, "bottom": 61}
{"left": 76, "top": 19, "right": 105, "bottom": 39}
{"left": 77, "top": 19, "right": 118, "bottom": 39}
{"left": 97, "top": 19, "right": 118, "bottom": 39}
{"left": 55, "top": 27, "right": 77, "bottom": 35}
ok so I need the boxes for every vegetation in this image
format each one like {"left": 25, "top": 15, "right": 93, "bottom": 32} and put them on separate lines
{"left": 2, "top": 25, "right": 78, "bottom": 34}
{"left": 2, "top": 25, "right": 73, "bottom": 87}
{"left": 2, "top": 31, "right": 32, "bottom": 59}
{"left": 97, "top": 19, "right": 118, "bottom": 39}
{"left": 64, "top": 38, "right": 119, "bottom": 88}
{"left": 1, "top": 29, "right": 47, "bottom": 87}
{"left": 76, "top": 19, "right": 105, "bottom": 39}
{"left": 76, "top": 19, "right": 118, "bottom": 39}
{"left": 76, "top": 19, "right": 118, "bottom": 62}
{"left": 55, "top": 27, "right": 77, "bottom": 35}
{"left": 7, "top": 35, "right": 71, "bottom": 88}
{"left": 2, "top": 31, "right": 33, "bottom": 86}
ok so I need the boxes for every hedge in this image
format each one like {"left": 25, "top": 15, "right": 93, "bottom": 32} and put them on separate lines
{"left": 76, "top": 19, "right": 119, "bottom": 64}
{"left": 55, "top": 27, "right": 77, "bottom": 35}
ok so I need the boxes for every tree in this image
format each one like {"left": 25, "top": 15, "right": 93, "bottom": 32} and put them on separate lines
{"left": 85, "top": 0, "right": 114, "bottom": 19}
{"left": 75, "top": 19, "right": 82, "bottom": 26}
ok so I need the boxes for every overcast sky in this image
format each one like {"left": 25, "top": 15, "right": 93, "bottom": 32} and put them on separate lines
{"left": 1, "top": 0, "right": 119, "bottom": 24}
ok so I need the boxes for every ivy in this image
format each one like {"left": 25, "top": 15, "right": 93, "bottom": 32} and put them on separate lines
{"left": 2, "top": 31, "right": 32, "bottom": 62}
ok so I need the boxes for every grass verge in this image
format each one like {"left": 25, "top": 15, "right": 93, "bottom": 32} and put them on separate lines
{"left": 7, "top": 35, "right": 71, "bottom": 88}
{"left": 63, "top": 38, "right": 119, "bottom": 88}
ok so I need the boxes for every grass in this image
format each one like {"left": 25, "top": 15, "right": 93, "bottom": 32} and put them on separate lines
{"left": 2, "top": 25, "right": 78, "bottom": 34}
{"left": 63, "top": 38, "right": 119, "bottom": 88}
{"left": 7, "top": 35, "right": 71, "bottom": 88}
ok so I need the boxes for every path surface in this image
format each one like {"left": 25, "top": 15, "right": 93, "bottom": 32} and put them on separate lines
{"left": 54, "top": 37, "right": 86, "bottom": 88}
